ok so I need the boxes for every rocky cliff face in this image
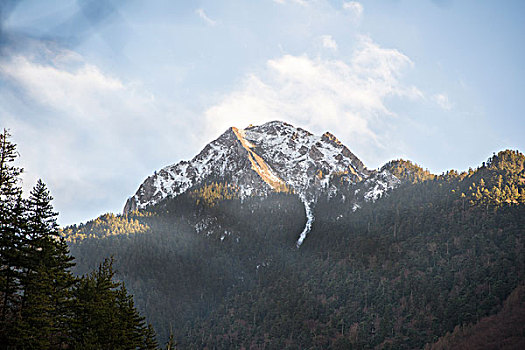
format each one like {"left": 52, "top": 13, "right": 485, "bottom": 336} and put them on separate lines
{"left": 124, "top": 121, "right": 395, "bottom": 214}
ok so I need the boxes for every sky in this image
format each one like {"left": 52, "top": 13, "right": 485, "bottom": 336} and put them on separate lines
{"left": 1, "top": 0, "right": 524, "bottom": 225}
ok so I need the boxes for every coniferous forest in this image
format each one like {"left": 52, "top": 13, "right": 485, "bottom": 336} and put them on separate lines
{"left": 0, "top": 130, "right": 158, "bottom": 350}
{"left": 2, "top": 127, "right": 525, "bottom": 349}
{"left": 65, "top": 150, "right": 524, "bottom": 348}
{"left": 2, "top": 0, "right": 524, "bottom": 348}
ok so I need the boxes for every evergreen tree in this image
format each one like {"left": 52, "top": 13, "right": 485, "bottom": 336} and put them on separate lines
{"left": 72, "top": 258, "right": 155, "bottom": 349}
{"left": 16, "top": 179, "right": 76, "bottom": 348}
{"left": 0, "top": 129, "right": 158, "bottom": 349}
{"left": 144, "top": 324, "right": 160, "bottom": 350}
{"left": 0, "top": 129, "right": 25, "bottom": 348}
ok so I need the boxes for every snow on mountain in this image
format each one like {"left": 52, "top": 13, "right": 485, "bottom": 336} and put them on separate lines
{"left": 124, "top": 121, "right": 371, "bottom": 213}
{"left": 296, "top": 194, "right": 315, "bottom": 247}
{"left": 123, "top": 125, "right": 275, "bottom": 213}
{"left": 363, "top": 169, "right": 401, "bottom": 202}
{"left": 241, "top": 122, "right": 369, "bottom": 192}
{"left": 123, "top": 120, "right": 402, "bottom": 246}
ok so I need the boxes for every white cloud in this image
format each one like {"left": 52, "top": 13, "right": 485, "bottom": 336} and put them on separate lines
{"left": 343, "top": 1, "right": 363, "bottom": 19}
{"left": 320, "top": 35, "right": 338, "bottom": 51}
{"left": 196, "top": 8, "right": 217, "bottom": 26}
{"left": 1, "top": 55, "right": 124, "bottom": 116}
{"left": 0, "top": 47, "right": 187, "bottom": 224}
{"left": 273, "top": 0, "right": 309, "bottom": 6}
{"left": 433, "top": 93, "right": 452, "bottom": 110}
{"left": 203, "top": 36, "right": 422, "bottom": 163}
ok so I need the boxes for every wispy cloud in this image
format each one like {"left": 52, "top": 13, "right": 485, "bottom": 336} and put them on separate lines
{"left": 1, "top": 55, "right": 124, "bottom": 114}
{"left": 320, "top": 35, "right": 338, "bottom": 51}
{"left": 195, "top": 8, "right": 217, "bottom": 26}
{"left": 433, "top": 93, "right": 452, "bottom": 110}
{"left": 273, "top": 0, "right": 309, "bottom": 6}
{"left": 203, "top": 36, "right": 422, "bottom": 164}
{"left": 0, "top": 45, "right": 186, "bottom": 224}
{"left": 343, "top": 1, "right": 364, "bottom": 19}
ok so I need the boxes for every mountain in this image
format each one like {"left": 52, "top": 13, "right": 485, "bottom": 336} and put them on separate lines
{"left": 123, "top": 121, "right": 401, "bottom": 246}
{"left": 63, "top": 125, "right": 525, "bottom": 348}
{"left": 124, "top": 121, "right": 373, "bottom": 213}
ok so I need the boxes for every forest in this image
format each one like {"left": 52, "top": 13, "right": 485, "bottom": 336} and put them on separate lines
{"left": 0, "top": 130, "right": 159, "bottom": 350}
{"left": 2, "top": 126, "right": 524, "bottom": 349}
{"left": 63, "top": 148, "right": 525, "bottom": 348}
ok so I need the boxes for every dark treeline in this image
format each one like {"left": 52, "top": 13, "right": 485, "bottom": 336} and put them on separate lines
{"left": 66, "top": 189, "right": 307, "bottom": 343}
{"left": 427, "top": 283, "right": 525, "bottom": 349}
{"left": 66, "top": 150, "right": 525, "bottom": 348}
{"left": 0, "top": 130, "right": 159, "bottom": 350}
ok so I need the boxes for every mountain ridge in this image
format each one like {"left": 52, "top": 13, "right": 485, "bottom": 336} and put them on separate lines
{"left": 123, "top": 121, "right": 384, "bottom": 216}
{"left": 123, "top": 120, "right": 397, "bottom": 247}
{"left": 64, "top": 148, "right": 525, "bottom": 347}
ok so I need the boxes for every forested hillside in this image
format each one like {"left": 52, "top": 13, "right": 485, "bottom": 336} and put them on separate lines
{"left": 65, "top": 150, "right": 525, "bottom": 348}
{"left": 66, "top": 191, "right": 307, "bottom": 342}
{"left": 427, "top": 283, "right": 525, "bottom": 349}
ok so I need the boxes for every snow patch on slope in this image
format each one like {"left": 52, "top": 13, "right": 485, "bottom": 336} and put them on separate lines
{"left": 296, "top": 194, "right": 315, "bottom": 247}
{"left": 242, "top": 122, "right": 367, "bottom": 196}
{"left": 363, "top": 169, "right": 400, "bottom": 202}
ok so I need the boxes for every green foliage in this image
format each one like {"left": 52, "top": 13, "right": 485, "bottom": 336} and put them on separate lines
{"left": 191, "top": 181, "right": 239, "bottom": 207}
{"left": 62, "top": 213, "right": 150, "bottom": 243}
{"left": 0, "top": 129, "right": 25, "bottom": 344}
{"left": 382, "top": 159, "right": 435, "bottom": 183}
{"left": 426, "top": 283, "right": 525, "bottom": 349}
{"left": 68, "top": 149, "right": 525, "bottom": 348}
{"left": 0, "top": 130, "right": 159, "bottom": 349}
{"left": 0, "top": 129, "right": 27, "bottom": 346}
{"left": 462, "top": 150, "right": 525, "bottom": 206}
{"left": 144, "top": 324, "right": 160, "bottom": 350}
{"left": 70, "top": 258, "right": 154, "bottom": 349}
{"left": 15, "top": 180, "right": 76, "bottom": 349}
{"left": 69, "top": 191, "right": 306, "bottom": 342}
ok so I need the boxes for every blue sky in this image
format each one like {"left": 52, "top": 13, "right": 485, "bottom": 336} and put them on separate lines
{"left": 1, "top": 0, "right": 524, "bottom": 225}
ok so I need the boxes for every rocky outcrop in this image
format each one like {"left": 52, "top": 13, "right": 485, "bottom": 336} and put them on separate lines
{"left": 123, "top": 121, "right": 389, "bottom": 214}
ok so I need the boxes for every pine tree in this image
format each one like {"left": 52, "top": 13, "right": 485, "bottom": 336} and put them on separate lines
{"left": 0, "top": 129, "right": 25, "bottom": 348}
{"left": 72, "top": 258, "right": 157, "bottom": 349}
{"left": 16, "top": 179, "right": 76, "bottom": 348}
{"left": 0, "top": 129, "right": 22, "bottom": 199}
{"left": 144, "top": 323, "right": 160, "bottom": 350}
{"left": 0, "top": 130, "right": 157, "bottom": 348}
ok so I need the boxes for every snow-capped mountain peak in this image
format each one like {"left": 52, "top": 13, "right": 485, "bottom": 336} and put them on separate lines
{"left": 123, "top": 121, "right": 378, "bottom": 214}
